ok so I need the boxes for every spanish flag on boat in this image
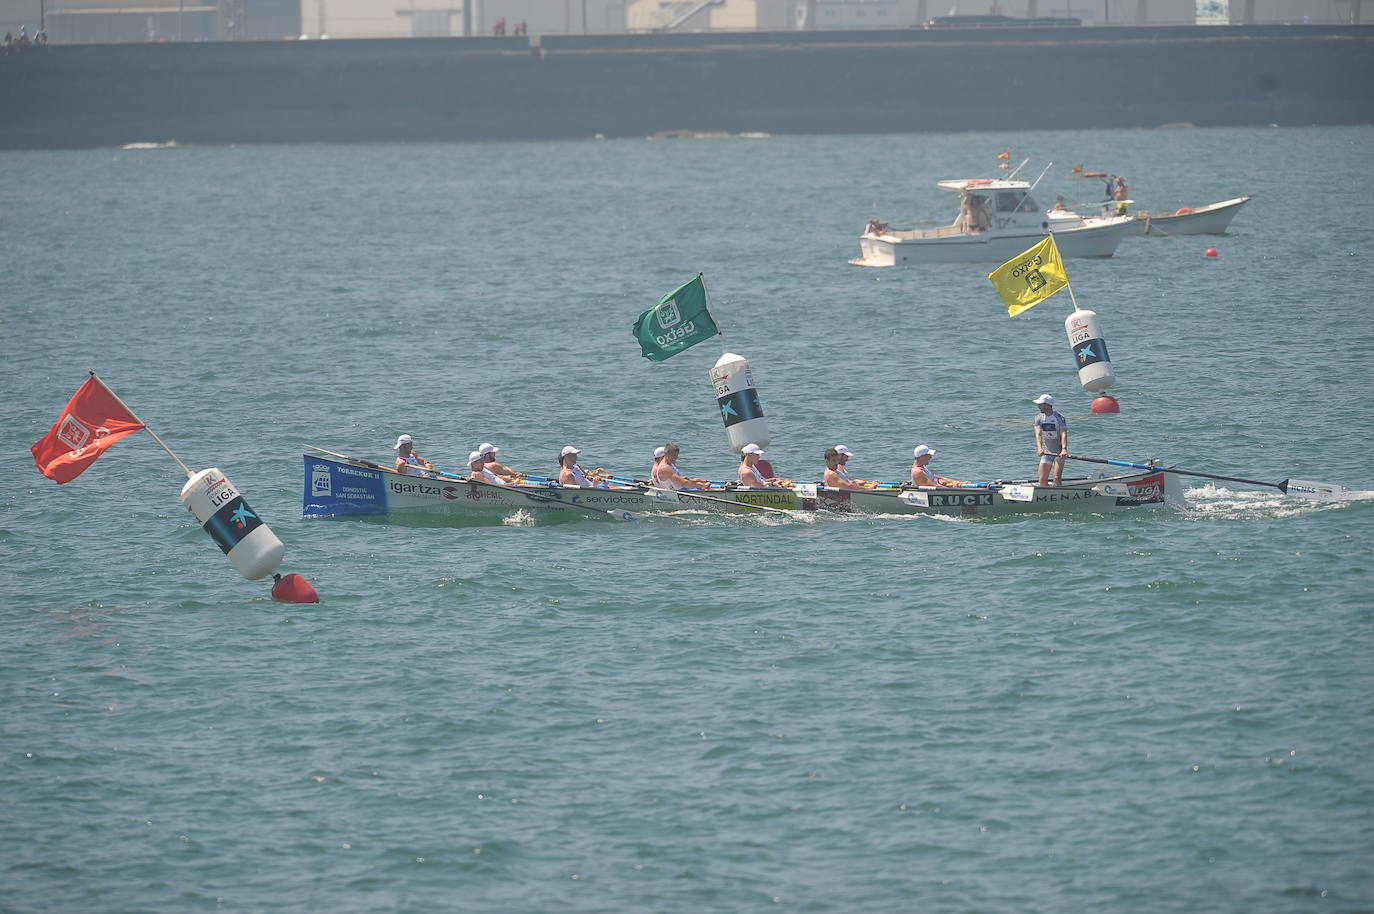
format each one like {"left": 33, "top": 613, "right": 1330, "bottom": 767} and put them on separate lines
{"left": 987, "top": 236, "right": 1069, "bottom": 318}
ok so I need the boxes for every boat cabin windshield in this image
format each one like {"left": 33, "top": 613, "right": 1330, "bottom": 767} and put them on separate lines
{"left": 996, "top": 190, "right": 1041, "bottom": 213}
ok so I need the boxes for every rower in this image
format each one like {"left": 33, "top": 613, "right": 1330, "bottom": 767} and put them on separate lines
{"left": 910, "top": 444, "right": 966, "bottom": 487}
{"left": 477, "top": 442, "right": 521, "bottom": 482}
{"left": 832, "top": 445, "right": 875, "bottom": 488}
{"left": 393, "top": 434, "right": 433, "bottom": 476}
{"left": 823, "top": 447, "right": 867, "bottom": 490}
{"left": 558, "top": 445, "right": 608, "bottom": 488}
{"left": 738, "top": 443, "right": 784, "bottom": 488}
{"left": 649, "top": 445, "right": 666, "bottom": 481}
{"left": 652, "top": 442, "right": 709, "bottom": 490}
{"left": 468, "top": 450, "right": 508, "bottom": 485}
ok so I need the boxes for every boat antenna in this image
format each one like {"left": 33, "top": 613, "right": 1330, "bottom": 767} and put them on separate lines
{"left": 1006, "top": 158, "right": 1030, "bottom": 180}
{"left": 1008, "top": 161, "right": 1055, "bottom": 212}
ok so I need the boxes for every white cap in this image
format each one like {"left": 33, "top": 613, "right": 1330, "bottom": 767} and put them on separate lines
{"left": 653, "top": 446, "right": 666, "bottom": 459}
{"left": 467, "top": 450, "right": 484, "bottom": 464}
{"left": 913, "top": 444, "right": 936, "bottom": 459}
{"left": 478, "top": 442, "right": 498, "bottom": 456}
{"left": 741, "top": 443, "right": 764, "bottom": 456}
{"left": 393, "top": 434, "right": 414, "bottom": 449}
{"left": 1033, "top": 394, "right": 1054, "bottom": 405}
{"left": 561, "top": 445, "right": 581, "bottom": 457}
{"left": 835, "top": 445, "right": 854, "bottom": 458}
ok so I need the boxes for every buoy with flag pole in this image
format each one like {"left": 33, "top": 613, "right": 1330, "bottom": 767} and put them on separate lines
{"left": 30, "top": 371, "right": 319, "bottom": 603}
{"left": 987, "top": 235, "right": 1120, "bottom": 413}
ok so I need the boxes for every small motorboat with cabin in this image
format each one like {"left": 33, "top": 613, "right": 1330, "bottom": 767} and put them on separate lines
{"left": 850, "top": 165, "right": 1135, "bottom": 267}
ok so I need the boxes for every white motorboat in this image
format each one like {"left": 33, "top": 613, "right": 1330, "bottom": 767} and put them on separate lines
{"left": 850, "top": 171, "right": 1135, "bottom": 267}
{"left": 1125, "top": 196, "right": 1250, "bottom": 235}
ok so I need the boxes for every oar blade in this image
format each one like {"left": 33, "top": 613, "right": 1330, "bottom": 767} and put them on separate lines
{"left": 1279, "top": 479, "right": 1346, "bottom": 500}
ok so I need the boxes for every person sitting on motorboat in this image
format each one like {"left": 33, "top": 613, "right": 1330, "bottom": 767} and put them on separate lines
{"left": 652, "top": 442, "right": 709, "bottom": 490}
{"left": 393, "top": 434, "right": 433, "bottom": 476}
{"left": 863, "top": 218, "right": 888, "bottom": 236}
{"left": 477, "top": 442, "right": 522, "bottom": 482}
{"left": 468, "top": 450, "right": 508, "bottom": 485}
{"left": 1053, "top": 195, "right": 1069, "bottom": 212}
{"left": 558, "top": 445, "right": 609, "bottom": 488}
{"left": 909, "top": 444, "right": 967, "bottom": 488}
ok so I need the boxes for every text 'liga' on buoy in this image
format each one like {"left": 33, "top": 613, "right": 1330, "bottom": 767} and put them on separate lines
{"left": 1204, "top": 248, "right": 1219, "bottom": 258}
{"left": 272, "top": 573, "right": 320, "bottom": 604}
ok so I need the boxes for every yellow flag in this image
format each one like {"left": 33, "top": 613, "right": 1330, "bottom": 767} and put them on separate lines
{"left": 987, "top": 236, "right": 1069, "bottom": 317}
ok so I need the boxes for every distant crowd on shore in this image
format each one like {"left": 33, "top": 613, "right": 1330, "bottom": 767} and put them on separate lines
{"left": 4, "top": 25, "right": 48, "bottom": 54}
{"left": 490, "top": 18, "right": 527, "bottom": 35}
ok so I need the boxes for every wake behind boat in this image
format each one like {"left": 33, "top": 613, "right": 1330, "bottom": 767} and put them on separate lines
{"left": 301, "top": 451, "right": 1175, "bottom": 524}
{"left": 851, "top": 169, "right": 1134, "bottom": 267}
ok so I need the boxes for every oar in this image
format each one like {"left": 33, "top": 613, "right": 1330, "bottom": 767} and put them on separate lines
{"left": 1065, "top": 454, "right": 1344, "bottom": 500}
{"left": 304, "top": 445, "right": 635, "bottom": 520}
{"left": 606, "top": 475, "right": 795, "bottom": 516}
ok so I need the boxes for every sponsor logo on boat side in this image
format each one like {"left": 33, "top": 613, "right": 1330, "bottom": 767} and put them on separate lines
{"left": 389, "top": 480, "right": 445, "bottom": 498}
{"left": 927, "top": 492, "right": 995, "bottom": 507}
{"left": 442, "top": 487, "right": 460, "bottom": 500}
{"left": 1120, "top": 472, "right": 1165, "bottom": 503}
{"left": 311, "top": 464, "right": 332, "bottom": 497}
{"left": 733, "top": 491, "right": 795, "bottom": 508}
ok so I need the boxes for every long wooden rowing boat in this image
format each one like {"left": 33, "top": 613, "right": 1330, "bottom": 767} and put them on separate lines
{"left": 302, "top": 452, "right": 1175, "bottom": 523}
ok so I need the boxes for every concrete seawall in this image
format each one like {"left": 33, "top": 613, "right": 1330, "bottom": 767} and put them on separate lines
{"left": 2, "top": 25, "right": 1372, "bottom": 149}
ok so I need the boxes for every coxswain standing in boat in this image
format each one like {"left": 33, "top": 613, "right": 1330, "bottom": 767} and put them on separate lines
{"left": 910, "top": 444, "right": 967, "bottom": 488}
{"left": 738, "top": 443, "right": 787, "bottom": 488}
{"left": 558, "top": 445, "right": 609, "bottom": 488}
{"left": 468, "top": 450, "right": 508, "bottom": 485}
{"left": 393, "top": 434, "right": 433, "bottom": 476}
{"left": 477, "top": 442, "right": 522, "bottom": 482}
{"left": 652, "top": 442, "right": 709, "bottom": 490}
{"left": 1033, "top": 394, "right": 1069, "bottom": 486}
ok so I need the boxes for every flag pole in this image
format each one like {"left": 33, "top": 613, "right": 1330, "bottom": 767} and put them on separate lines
{"left": 1048, "top": 234, "right": 1080, "bottom": 311}
{"left": 89, "top": 371, "right": 194, "bottom": 479}
{"left": 698, "top": 272, "right": 728, "bottom": 354}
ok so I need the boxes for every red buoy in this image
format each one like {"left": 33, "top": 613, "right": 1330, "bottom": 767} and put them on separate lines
{"left": 271, "top": 572, "right": 320, "bottom": 604}
{"left": 1204, "top": 248, "right": 1219, "bottom": 258}
{"left": 1091, "top": 394, "right": 1121, "bottom": 414}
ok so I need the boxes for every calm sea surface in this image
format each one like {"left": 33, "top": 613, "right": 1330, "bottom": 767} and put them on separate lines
{"left": 3, "top": 125, "right": 1373, "bottom": 913}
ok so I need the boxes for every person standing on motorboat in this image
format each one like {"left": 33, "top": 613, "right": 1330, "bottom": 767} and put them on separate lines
{"left": 1113, "top": 177, "right": 1130, "bottom": 215}
{"left": 394, "top": 434, "right": 433, "bottom": 476}
{"left": 961, "top": 192, "right": 991, "bottom": 232}
{"left": 1032, "top": 394, "right": 1068, "bottom": 486}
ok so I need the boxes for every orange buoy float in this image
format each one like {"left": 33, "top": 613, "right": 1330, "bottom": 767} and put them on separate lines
{"left": 1091, "top": 394, "right": 1121, "bottom": 414}
{"left": 271, "top": 572, "right": 320, "bottom": 604}
{"left": 1204, "top": 248, "right": 1219, "bottom": 258}
{"left": 1174, "top": 207, "right": 1195, "bottom": 215}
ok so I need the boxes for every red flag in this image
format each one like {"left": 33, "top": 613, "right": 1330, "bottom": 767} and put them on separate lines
{"left": 31, "top": 377, "right": 144, "bottom": 483}
{"left": 997, "top": 150, "right": 1010, "bottom": 160}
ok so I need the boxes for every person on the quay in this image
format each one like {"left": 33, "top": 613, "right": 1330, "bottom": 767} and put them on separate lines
{"left": 468, "top": 451, "right": 508, "bottom": 485}
{"left": 393, "top": 434, "right": 433, "bottom": 476}
{"left": 558, "top": 446, "right": 608, "bottom": 488}
{"left": 652, "top": 442, "right": 709, "bottom": 490}
{"left": 1033, "top": 394, "right": 1068, "bottom": 486}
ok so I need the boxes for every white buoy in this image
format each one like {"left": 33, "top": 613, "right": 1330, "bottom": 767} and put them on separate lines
{"left": 1065, "top": 309, "right": 1116, "bottom": 393}
{"left": 179, "top": 468, "right": 285, "bottom": 580}
{"left": 709, "top": 352, "right": 770, "bottom": 453}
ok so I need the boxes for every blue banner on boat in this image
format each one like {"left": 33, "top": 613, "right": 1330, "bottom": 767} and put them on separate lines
{"left": 303, "top": 456, "right": 388, "bottom": 516}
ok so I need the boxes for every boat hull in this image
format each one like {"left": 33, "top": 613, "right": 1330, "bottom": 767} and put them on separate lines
{"left": 1126, "top": 196, "right": 1249, "bottom": 235}
{"left": 302, "top": 454, "right": 1172, "bottom": 523}
{"left": 852, "top": 217, "right": 1132, "bottom": 266}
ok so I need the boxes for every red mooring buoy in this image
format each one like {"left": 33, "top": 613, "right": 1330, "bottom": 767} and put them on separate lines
{"left": 1091, "top": 394, "right": 1121, "bottom": 414}
{"left": 271, "top": 572, "right": 320, "bottom": 604}
{"left": 1204, "top": 247, "right": 1219, "bottom": 258}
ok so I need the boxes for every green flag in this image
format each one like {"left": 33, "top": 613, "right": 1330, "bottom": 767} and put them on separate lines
{"left": 632, "top": 274, "right": 720, "bottom": 362}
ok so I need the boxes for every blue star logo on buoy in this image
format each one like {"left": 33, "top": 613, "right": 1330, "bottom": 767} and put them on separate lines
{"left": 1077, "top": 344, "right": 1095, "bottom": 363}
{"left": 229, "top": 505, "right": 257, "bottom": 529}
{"left": 720, "top": 401, "right": 739, "bottom": 420}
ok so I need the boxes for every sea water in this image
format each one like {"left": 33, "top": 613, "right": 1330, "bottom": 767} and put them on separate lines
{"left": 2, "top": 126, "right": 1372, "bottom": 912}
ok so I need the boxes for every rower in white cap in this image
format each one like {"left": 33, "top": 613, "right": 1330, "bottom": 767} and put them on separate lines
{"left": 468, "top": 450, "right": 508, "bottom": 485}
{"left": 910, "top": 444, "right": 966, "bottom": 488}
{"left": 828, "top": 444, "right": 875, "bottom": 488}
{"left": 393, "top": 434, "right": 433, "bottom": 476}
{"left": 558, "top": 445, "right": 609, "bottom": 488}
{"left": 737, "top": 443, "right": 786, "bottom": 487}
{"left": 650, "top": 445, "right": 666, "bottom": 481}
{"left": 476, "top": 442, "right": 522, "bottom": 482}
{"left": 1032, "top": 394, "right": 1068, "bottom": 486}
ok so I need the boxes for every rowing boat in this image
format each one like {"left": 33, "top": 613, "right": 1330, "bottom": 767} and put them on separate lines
{"left": 302, "top": 452, "right": 1174, "bottom": 523}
